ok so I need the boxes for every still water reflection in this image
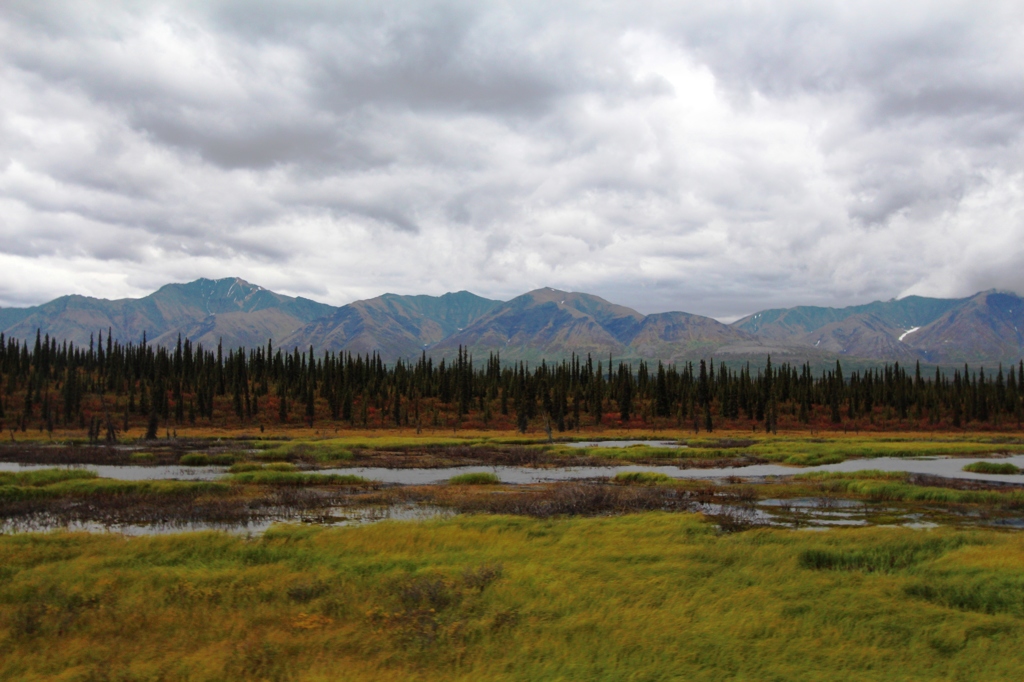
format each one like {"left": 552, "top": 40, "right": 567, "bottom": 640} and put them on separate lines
{"left": 6, "top": 455, "right": 1024, "bottom": 484}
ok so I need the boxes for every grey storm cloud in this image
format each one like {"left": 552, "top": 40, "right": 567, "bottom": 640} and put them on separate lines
{"left": 1, "top": 0, "right": 1023, "bottom": 317}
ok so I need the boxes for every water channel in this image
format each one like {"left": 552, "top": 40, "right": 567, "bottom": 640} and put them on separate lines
{"left": 6, "top": 454, "right": 1024, "bottom": 485}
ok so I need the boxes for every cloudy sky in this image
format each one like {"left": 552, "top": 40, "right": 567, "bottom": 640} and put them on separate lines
{"left": 1, "top": 1, "right": 1023, "bottom": 320}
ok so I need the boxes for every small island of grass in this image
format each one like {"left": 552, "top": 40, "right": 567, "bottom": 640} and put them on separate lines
{"left": 963, "top": 461, "right": 1021, "bottom": 475}
{"left": 449, "top": 472, "right": 501, "bottom": 485}
{"left": 613, "top": 471, "right": 673, "bottom": 485}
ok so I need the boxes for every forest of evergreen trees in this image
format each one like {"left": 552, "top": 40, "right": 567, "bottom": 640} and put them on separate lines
{"left": 2, "top": 330, "right": 1024, "bottom": 438}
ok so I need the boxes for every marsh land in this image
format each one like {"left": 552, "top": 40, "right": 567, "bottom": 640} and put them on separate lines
{"left": 2, "top": 430, "right": 1024, "bottom": 678}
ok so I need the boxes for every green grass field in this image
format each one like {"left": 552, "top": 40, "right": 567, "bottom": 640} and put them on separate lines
{"left": 3, "top": 515, "right": 1024, "bottom": 680}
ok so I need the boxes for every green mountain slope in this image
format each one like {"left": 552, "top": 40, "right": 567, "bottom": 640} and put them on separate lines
{"left": 431, "top": 289, "right": 755, "bottom": 363}
{"left": 905, "top": 291, "right": 1024, "bottom": 363}
{"left": 280, "top": 291, "right": 501, "bottom": 358}
{"left": 732, "top": 295, "right": 966, "bottom": 341}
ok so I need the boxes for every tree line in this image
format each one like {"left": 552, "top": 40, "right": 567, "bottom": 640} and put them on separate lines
{"left": 2, "top": 330, "right": 1023, "bottom": 438}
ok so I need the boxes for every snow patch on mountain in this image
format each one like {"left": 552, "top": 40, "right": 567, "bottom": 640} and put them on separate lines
{"left": 898, "top": 327, "right": 920, "bottom": 342}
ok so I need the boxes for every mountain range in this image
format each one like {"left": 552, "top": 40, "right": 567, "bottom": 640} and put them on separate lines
{"left": 2, "top": 277, "right": 1023, "bottom": 366}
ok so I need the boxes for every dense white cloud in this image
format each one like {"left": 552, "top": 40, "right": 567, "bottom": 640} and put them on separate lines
{"left": 1, "top": 0, "right": 1022, "bottom": 318}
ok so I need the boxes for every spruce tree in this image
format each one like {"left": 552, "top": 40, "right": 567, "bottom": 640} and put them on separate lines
{"left": 145, "top": 412, "right": 159, "bottom": 440}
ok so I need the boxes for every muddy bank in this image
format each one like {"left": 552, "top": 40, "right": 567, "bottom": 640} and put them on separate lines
{"left": 393, "top": 480, "right": 754, "bottom": 520}
{"left": 0, "top": 441, "right": 243, "bottom": 466}
{"left": 0, "top": 485, "right": 382, "bottom": 532}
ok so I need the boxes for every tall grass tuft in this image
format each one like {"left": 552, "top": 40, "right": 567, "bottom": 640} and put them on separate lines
{"left": 179, "top": 453, "right": 235, "bottom": 466}
{"left": 613, "top": 471, "right": 673, "bottom": 485}
{"left": 963, "top": 461, "right": 1021, "bottom": 475}
{"left": 798, "top": 536, "right": 970, "bottom": 572}
{"left": 449, "top": 472, "right": 501, "bottom": 485}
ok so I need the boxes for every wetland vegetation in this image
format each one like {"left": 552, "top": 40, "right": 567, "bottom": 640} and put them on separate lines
{"left": 2, "top": 431, "right": 1024, "bottom": 679}
{"left": 4, "top": 515, "right": 1024, "bottom": 680}
{"left": 5, "top": 438, "right": 1024, "bottom": 534}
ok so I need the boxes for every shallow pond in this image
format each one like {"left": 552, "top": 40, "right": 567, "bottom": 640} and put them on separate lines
{"left": 699, "top": 497, "right": 1024, "bottom": 531}
{"left": 0, "top": 503, "right": 453, "bottom": 536}
{"left": 753, "top": 498, "right": 937, "bottom": 529}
